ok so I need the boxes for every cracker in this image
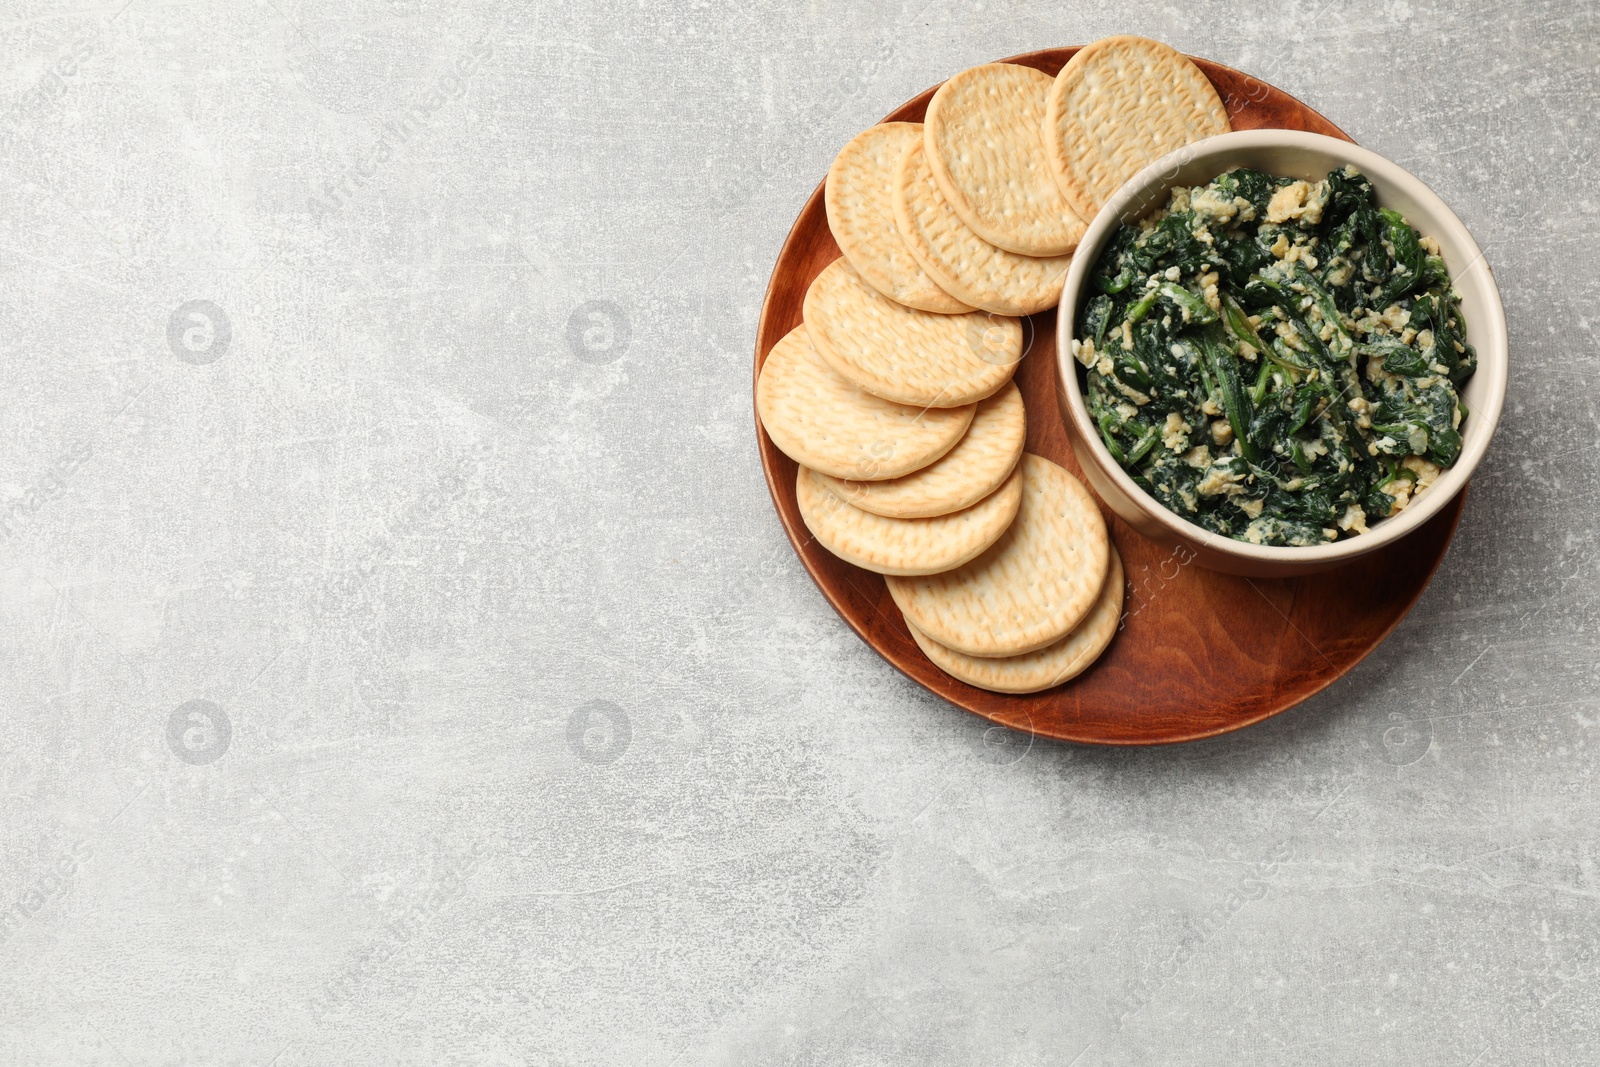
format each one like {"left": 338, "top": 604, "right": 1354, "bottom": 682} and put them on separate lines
{"left": 1044, "top": 36, "right": 1231, "bottom": 222}
{"left": 907, "top": 545, "right": 1123, "bottom": 693}
{"left": 924, "top": 63, "right": 1087, "bottom": 257}
{"left": 803, "top": 257, "right": 1022, "bottom": 408}
{"left": 796, "top": 462, "right": 1022, "bottom": 576}
{"left": 826, "top": 123, "right": 974, "bottom": 314}
{"left": 893, "top": 138, "right": 1073, "bottom": 316}
{"left": 818, "top": 380, "right": 1024, "bottom": 518}
{"left": 886, "top": 453, "right": 1109, "bottom": 656}
{"left": 757, "top": 323, "right": 974, "bottom": 481}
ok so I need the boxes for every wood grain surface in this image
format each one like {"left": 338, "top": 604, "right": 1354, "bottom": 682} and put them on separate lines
{"left": 753, "top": 47, "right": 1466, "bottom": 745}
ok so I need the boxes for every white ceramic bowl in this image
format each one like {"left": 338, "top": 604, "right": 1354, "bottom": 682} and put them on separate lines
{"left": 1055, "top": 130, "right": 1508, "bottom": 577}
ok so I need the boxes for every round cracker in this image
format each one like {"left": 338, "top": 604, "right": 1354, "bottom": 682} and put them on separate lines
{"left": 796, "top": 462, "right": 1022, "bottom": 577}
{"left": 907, "top": 545, "right": 1123, "bottom": 693}
{"left": 886, "top": 454, "right": 1109, "bottom": 657}
{"left": 893, "top": 138, "right": 1073, "bottom": 316}
{"left": 1044, "top": 36, "right": 1231, "bottom": 223}
{"left": 923, "top": 63, "right": 1087, "bottom": 257}
{"left": 818, "top": 381, "right": 1025, "bottom": 518}
{"left": 803, "top": 258, "right": 1021, "bottom": 408}
{"left": 826, "top": 123, "right": 974, "bottom": 315}
{"left": 757, "top": 323, "right": 974, "bottom": 481}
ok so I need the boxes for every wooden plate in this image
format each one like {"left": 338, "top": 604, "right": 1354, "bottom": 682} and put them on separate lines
{"left": 753, "top": 47, "right": 1466, "bottom": 745}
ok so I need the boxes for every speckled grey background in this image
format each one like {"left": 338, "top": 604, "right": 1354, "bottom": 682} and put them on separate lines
{"left": 1, "top": 0, "right": 1596, "bottom": 1063}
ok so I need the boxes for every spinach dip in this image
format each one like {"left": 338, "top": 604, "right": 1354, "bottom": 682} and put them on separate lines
{"left": 1072, "top": 166, "right": 1476, "bottom": 547}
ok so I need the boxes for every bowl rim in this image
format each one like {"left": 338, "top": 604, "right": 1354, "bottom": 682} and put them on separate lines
{"left": 1054, "top": 129, "right": 1508, "bottom": 564}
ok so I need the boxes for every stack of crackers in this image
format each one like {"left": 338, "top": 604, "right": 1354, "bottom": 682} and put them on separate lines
{"left": 757, "top": 37, "right": 1230, "bottom": 694}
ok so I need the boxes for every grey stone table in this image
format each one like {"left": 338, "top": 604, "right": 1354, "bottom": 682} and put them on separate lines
{"left": 1, "top": 1, "right": 1596, "bottom": 1063}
